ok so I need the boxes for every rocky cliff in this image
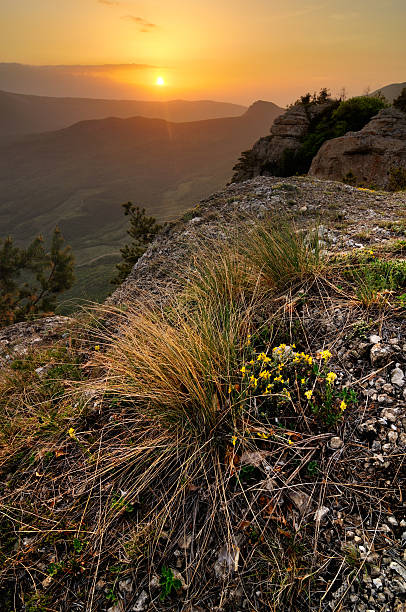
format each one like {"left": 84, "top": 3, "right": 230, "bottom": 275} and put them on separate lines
{"left": 309, "top": 107, "right": 406, "bottom": 189}
{"left": 231, "top": 102, "right": 335, "bottom": 182}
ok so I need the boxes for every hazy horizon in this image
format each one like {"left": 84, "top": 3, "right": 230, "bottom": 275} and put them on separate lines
{"left": 1, "top": 0, "right": 405, "bottom": 106}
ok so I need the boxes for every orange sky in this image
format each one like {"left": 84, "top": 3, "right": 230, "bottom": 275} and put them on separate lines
{"left": 0, "top": 0, "right": 405, "bottom": 105}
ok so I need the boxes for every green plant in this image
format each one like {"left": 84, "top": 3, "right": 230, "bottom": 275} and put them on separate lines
{"left": 111, "top": 493, "right": 134, "bottom": 514}
{"left": 238, "top": 343, "right": 353, "bottom": 426}
{"left": 343, "top": 255, "right": 406, "bottom": 306}
{"left": 112, "top": 202, "right": 162, "bottom": 284}
{"left": 47, "top": 561, "right": 64, "bottom": 576}
{"left": 307, "top": 460, "right": 319, "bottom": 476}
{"left": 241, "top": 221, "right": 322, "bottom": 290}
{"left": 73, "top": 537, "right": 85, "bottom": 553}
{"left": 397, "top": 293, "right": 406, "bottom": 308}
{"left": 393, "top": 87, "right": 406, "bottom": 113}
{"left": 0, "top": 227, "right": 74, "bottom": 327}
{"left": 105, "top": 588, "right": 118, "bottom": 604}
{"left": 343, "top": 171, "right": 357, "bottom": 186}
{"left": 344, "top": 544, "right": 361, "bottom": 568}
{"left": 388, "top": 167, "right": 406, "bottom": 192}
{"left": 160, "top": 566, "right": 182, "bottom": 601}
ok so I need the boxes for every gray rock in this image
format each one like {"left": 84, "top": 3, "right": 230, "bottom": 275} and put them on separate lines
{"left": 372, "top": 577, "right": 383, "bottom": 589}
{"left": 330, "top": 436, "right": 344, "bottom": 450}
{"left": 389, "top": 561, "right": 406, "bottom": 581}
{"left": 309, "top": 108, "right": 406, "bottom": 190}
{"left": 132, "top": 590, "right": 148, "bottom": 612}
{"left": 370, "top": 343, "right": 393, "bottom": 367}
{"left": 391, "top": 366, "right": 405, "bottom": 387}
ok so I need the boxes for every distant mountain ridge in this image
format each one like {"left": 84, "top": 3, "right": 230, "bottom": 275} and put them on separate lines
{"left": 0, "top": 89, "right": 247, "bottom": 144}
{"left": 0, "top": 100, "right": 283, "bottom": 304}
{"left": 371, "top": 81, "right": 406, "bottom": 102}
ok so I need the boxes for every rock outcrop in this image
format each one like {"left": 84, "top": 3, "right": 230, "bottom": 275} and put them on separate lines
{"left": 231, "top": 102, "right": 335, "bottom": 182}
{"left": 309, "top": 108, "right": 406, "bottom": 189}
{"left": 111, "top": 176, "right": 406, "bottom": 306}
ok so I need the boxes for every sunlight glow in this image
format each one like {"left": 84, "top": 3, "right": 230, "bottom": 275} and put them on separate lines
{"left": 156, "top": 76, "right": 165, "bottom": 86}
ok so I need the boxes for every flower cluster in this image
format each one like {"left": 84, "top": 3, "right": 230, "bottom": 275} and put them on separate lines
{"left": 238, "top": 342, "right": 355, "bottom": 425}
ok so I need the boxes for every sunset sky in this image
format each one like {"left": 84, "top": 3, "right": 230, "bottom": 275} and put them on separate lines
{"left": 1, "top": 0, "right": 405, "bottom": 105}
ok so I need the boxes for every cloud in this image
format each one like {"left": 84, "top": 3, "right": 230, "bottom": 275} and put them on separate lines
{"left": 122, "top": 15, "right": 157, "bottom": 32}
{"left": 98, "top": 0, "right": 120, "bottom": 5}
{"left": 0, "top": 63, "right": 159, "bottom": 98}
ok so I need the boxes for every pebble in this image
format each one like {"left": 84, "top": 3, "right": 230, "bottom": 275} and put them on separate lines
{"left": 370, "top": 343, "right": 393, "bottom": 367}
{"left": 330, "top": 436, "right": 343, "bottom": 450}
{"left": 132, "top": 590, "right": 148, "bottom": 612}
{"left": 391, "top": 366, "right": 405, "bottom": 387}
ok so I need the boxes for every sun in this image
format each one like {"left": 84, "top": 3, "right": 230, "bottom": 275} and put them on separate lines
{"left": 156, "top": 76, "right": 165, "bottom": 86}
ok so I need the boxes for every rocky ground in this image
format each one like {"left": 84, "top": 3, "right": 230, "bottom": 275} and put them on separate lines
{"left": 0, "top": 177, "right": 406, "bottom": 611}
{"left": 113, "top": 176, "right": 406, "bottom": 305}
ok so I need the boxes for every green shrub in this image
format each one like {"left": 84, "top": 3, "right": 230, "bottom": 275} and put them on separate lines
{"left": 388, "top": 167, "right": 406, "bottom": 192}
{"left": 394, "top": 87, "right": 406, "bottom": 113}
{"left": 342, "top": 252, "right": 406, "bottom": 306}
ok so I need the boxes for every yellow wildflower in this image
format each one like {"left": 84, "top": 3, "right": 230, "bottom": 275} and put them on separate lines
{"left": 231, "top": 435, "right": 237, "bottom": 446}
{"left": 228, "top": 384, "right": 232, "bottom": 394}
{"left": 304, "top": 390, "right": 313, "bottom": 400}
{"left": 326, "top": 372, "right": 337, "bottom": 384}
{"left": 317, "top": 349, "right": 332, "bottom": 361}
{"left": 249, "top": 359, "right": 255, "bottom": 365}
{"left": 249, "top": 376, "right": 258, "bottom": 388}
{"left": 288, "top": 439, "right": 294, "bottom": 446}
{"left": 68, "top": 427, "right": 76, "bottom": 438}
{"left": 340, "top": 400, "right": 347, "bottom": 411}
{"left": 94, "top": 345, "right": 100, "bottom": 351}
{"left": 301, "top": 378, "right": 306, "bottom": 384}
{"left": 240, "top": 366, "right": 246, "bottom": 375}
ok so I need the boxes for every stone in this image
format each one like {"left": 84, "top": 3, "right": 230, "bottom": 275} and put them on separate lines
{"left": 309, "top": 108, "right": 406, "bottom": 190}
{"left": 107, "top": 605, "right": 124, "bottom": 612}
{"left": 214, "top": 539, "right": 242, "bottom": 579}
{"left": 372, "top": 577, "right": 383, "bottom": 589}
{"left": 391, "top": 366, "right": 405, "bottom": 387}
{"left": 330, "top": 436, "right": 344, "bottom": 450}
{"left": 370, "top": 335, "right": 382, "bottom": 344}
{"left": 232, "top": 101, "right": 335, "bottom": 182}
{"left": 370, "top": 343, "right": 393, "bottom": 367}
{"left": 390, "top": 561, "right": 406, "bottom": 581}
{"left": 132, "top": 590, "right": 148, "bottom": 612}
{"left": 314, "top": 506, "right": 330, "bottom": 522}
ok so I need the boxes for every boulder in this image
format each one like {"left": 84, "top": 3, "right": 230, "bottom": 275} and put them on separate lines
{"left": 309, "top": 108, "right": 406, "bottom": 189}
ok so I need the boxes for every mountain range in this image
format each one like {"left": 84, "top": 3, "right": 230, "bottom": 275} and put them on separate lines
{"left": 0, "top": 89, "right": 247, "bottom": 145}
{"left": 0, "top": 99, "right": 282, "bottom": 306}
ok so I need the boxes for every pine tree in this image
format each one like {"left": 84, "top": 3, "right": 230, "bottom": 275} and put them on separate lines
{"left": 112, "top": 202, "right": 162, "bottom": 285}
{"left": 0, "top": 227, "right": 74, "bottom": 327}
